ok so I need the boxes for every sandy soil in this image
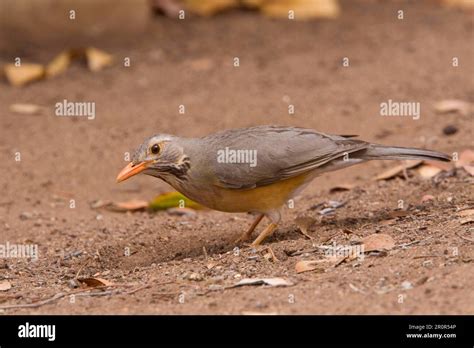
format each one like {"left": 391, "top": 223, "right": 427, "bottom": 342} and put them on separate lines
{"left": 0, "top": 0, "right": 473, "bottom": 314}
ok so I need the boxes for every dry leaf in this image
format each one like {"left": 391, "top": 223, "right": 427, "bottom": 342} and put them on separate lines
{"left": 457, "top": 209, "right": 474, "bottom": 217}
{"left": 295, "top": 216, "right": 316, "bottom": 240}
{"left": 9, "top": 103, "right": 42, "bottom": 115}
{"left": 388, "top": 210, "right": 410, "bottom": 218}
{"left": 0, "top": 280, "right": 12, "bottom": 291}
{"left": 295, "top": 260, "right": 324, "bottom": 273}
{"left": 241, "top": 0, "right": 265, "bottom": 8}
{"left": 460, "top": 217, "right": 474, "bottom": 225}
{"left": 329, "top": 183, "right": 355, "bottom": 193}
{"left": 189, "top": 58, "right": 214, "bottom": 71}
{"left": 456, "top": 149, "right": 474, "bottom": 176}
{"left": 4, "top": 63, "right": 45, "bottom": 87}
{"left": 462, "top": 166, "right": 474, "bottom": 176}
{"left": 417, "top": 164, "right": 443, "bottom": 179}
{"left": 106, "top": 199, "right": 149, "bottom": 212}
{"left": 183, "top": 0, "right": 238, "bottom": 16}
{"left": 77, "top": 277, "right": 113, "bottom": 288}
{"left": 233, "top": 277, "right": 293, "bottom": 287}
{"left": 434, "top": 99, "right": 473, "bottom": 116}
{"left": 421, "top": 194, "right": 435, "bottom": 203}
{"left": 423, "top": 160, "right": 453, "bottom": 171}
{"left": 46, "top": 50, "right": 73, "bottom": 78}
{"left": 362, "top": 234, "right": 395, "bottom": 252}
{"left": 456, "top": 150, "right": 474, "bottom": 167}
{"left": 261, "top": 0, "right": 340, "bottom": 19}
{"left": 374, "top": 160, "right": 422, "bottom": 180}
{"left": 85, "top": 47, "right": 113, "bottom": 72}
{"left": 441, "top": 0, "right": 474, "bottom": 11}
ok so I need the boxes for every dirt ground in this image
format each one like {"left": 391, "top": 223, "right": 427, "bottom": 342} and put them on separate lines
{"left": 0, "top": 0, "right": 473, "bottom": 314}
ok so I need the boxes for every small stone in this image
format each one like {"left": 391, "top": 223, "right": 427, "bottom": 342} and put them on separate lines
{"left": 68, "top": 279, "right": 79, "bottom": 289}
{"left": 208, "top": 284, "right": 223, "bottom": 291}
{"left": 167, "top": 208, "right": 197, "bottom": 217}
{"left": 189, "top": 272, "right": 203, "bottom": 281}
{"left": 401, "top": 281, "right": 413, "bottom": 290}
{"left": 442, "top": 125, "right": 458, "bottom": 136}
{"left": 421, "top": 195, "right": 435, "bottom": 203}
{"left": 19, "top": 212, "right": 33, "bottom": 220}
{"left": 96, "top": 214, "right": 103, "bottom": 221}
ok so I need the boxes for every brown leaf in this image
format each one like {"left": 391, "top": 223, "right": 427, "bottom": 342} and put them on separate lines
{"left": 295, "top": 260, "right": 326, "bottom": 273}
{"left": 362, "top": 234, "right": 395, "bottom": 252}
{"left": 421, "top": 194, "right": 435, "bottom": 203}
{"left": 388, "top": 210, "right": 410, "bottom": 218}
{"left": 9, "top": 103, "right": 43, "bottom": 115}
{"left": 441, "top": 0, "right": 474, "bottom": 11}
{"left": 233, "top": 277, "right": 293, "bottom": 287}
{"left": 457, "top": 209, "right": 474, "bottom": 217}
{"left": 46, "top": 50, "right": 73, "bottom": 78}
{"left": 4, "top": 63, "right": 45, "bottom": 87}
{"left": 85, "top": 47, "right": 113, "bottom": 72}
{"left": 295, "top": 216, "right": 316, "bottom": 240}
{"left": 374, "top": 160, "right": 423, "bottom": 180}
{"left": 416, "top": 164, "right": 443, "bottom": 179}
{"left": 462, "top": 165, "right": 474, "bottom": 176}
{"left": 188, "top": 58, "right": 214, "bottom": 71}
{"left": 423, "top": 160, "right": 453, "bottom": 171}
{"left": 0, "top": 280, "right": 12, "bottom": 291}
{"left": 77, "top": 277, "right": 113, "bottom": 288}
{"left": 456, "top": 149, "right": 474, "bottom": 167}
{"left": 456, "top": 149, "right": 474, "bottom": 176}
{"left": 261, "top": 0, "right": 340, "bottom": 20}
{"left": 106, "top": 199, "right": 148, "bottom": 212}
{"left": 329, "top": 183, "right": 355, "bottom": 193}
{"left": 460, "top": 217, "right": 474, "bottom": 225}
{"left": 183, "top": 0, "right": 238, "bottom": 16}
{"left": 434, "top": 99, "right": 473, "bottom": 116}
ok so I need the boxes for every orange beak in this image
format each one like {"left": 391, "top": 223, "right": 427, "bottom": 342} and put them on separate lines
{"left": 116, "top": 161, "right": 150, "bottom": 183}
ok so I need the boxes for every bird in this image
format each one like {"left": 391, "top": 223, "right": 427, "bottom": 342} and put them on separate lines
{"left": 116, "top": 125, "right": 451, "bottom": 246}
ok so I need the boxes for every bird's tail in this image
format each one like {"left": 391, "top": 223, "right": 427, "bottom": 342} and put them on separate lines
{"left": 362, "top": 144, "right": 451, "bottom": 162}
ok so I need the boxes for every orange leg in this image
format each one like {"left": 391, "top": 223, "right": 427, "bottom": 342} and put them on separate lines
{"left": 235, "top": 213, "right": 264, "bottom": 244}
{"left": 251, "top": 223, "right": 278, "bottom": 246}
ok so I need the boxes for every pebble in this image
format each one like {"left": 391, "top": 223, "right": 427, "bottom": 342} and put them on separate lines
{"left": 19, "top": 212, "right": 33, "bottom": 220}
{"left": 189, "top": 272, "right": 203, "bottom": 281}
{"left": 167, "top": 208, "right": 196, "bottom": 217}
{"left": 401, "top": 281, "right": 413, "bottom": 290}
{"left": 442, "top": 125, "right": 458, "bottom": 135}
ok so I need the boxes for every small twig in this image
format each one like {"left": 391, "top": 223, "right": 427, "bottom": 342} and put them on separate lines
{"left": 75, "top": 258, "right": 91, "bottom": 279}
{"left": 202, "top": 246, "right": 208, "bottom": 260}
{"left": 396, "top": 236, "right": 433, "bottom": 249}
{"left": 0, "top": 281, "right": 171, "bottom": 311}
{"left": 456, "top": 232, "right": 474, "bottom": 243}
{"left": 262, "top": 246, "right": 279, "bottom": 262}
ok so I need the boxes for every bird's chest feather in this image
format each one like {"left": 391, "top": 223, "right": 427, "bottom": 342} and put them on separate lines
{"left": 167, "top": 171, "right": 312, "bottom": 213}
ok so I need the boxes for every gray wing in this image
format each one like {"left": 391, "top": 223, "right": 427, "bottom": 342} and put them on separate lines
{"left": 202, "top": 125, "right": 369, "bottom": 190}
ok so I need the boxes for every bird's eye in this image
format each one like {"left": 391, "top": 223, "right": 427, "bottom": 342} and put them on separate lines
{"left": 151, "top": 143, "right": 161, "bottom": 155}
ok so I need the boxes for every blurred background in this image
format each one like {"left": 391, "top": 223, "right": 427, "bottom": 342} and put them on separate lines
{"left": 0, "top": 0, "right": 472, "bottom": 203}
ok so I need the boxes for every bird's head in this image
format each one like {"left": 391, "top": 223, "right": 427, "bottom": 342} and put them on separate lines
{"left": 116, "top": 134, "right": 190, "bottom": 183}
